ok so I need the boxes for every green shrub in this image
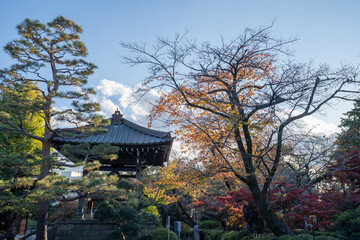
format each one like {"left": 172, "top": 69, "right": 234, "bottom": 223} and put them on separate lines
{"left": 200, "top": 220, "right": 221, "bottom": 230}
{"left": 314, "top": 231, "right": 338, "bottom": 238}
{"left": 202, "top": 229, "right": 211, "bottom": 239}
{"left": 278, "top": 235, "right": 293, "bottom": 240}
{"left": 139, "top": 236, "right": 153, "bottom": 240}
{"left": 204, "top": 229, "right": 223, "bottom": 240}
{"left": 222, "top": 230, "right": 250, "bottom": 240}
{"left": 293, "top": 229, "right": 305, "bottom": 235}
{"left": 180, "top": 229, "right": 193, "bottom": 239}
{"left": 94, "top": 199, "right": 141, "bottom": 237}
{"left": 292, "top": 234, "right": 313, "bottom": 240}
{"left": 251, "top": 237, "right": 276, "bottom": 240}
{"left": 334, "top": 207, "right": 360, "bottom": 240}
{"left": 152, "top": 227, "right": 178, "bottom": 240}
{"left": 221, "top": 231, "right": 235, "bottom": 240}
{"left": 258, "top": 237, "right": 277, "bottom": 240}
{"left": 326, "top": 232, "right": 337, "bottom": 238}
{"left": 240, "top": 236, "right": 253, "bottom": 240}
{"left": 315, "top": 236, "right": 339, "bottom": 240}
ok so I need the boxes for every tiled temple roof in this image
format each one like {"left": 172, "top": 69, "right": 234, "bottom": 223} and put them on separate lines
{"left": 53, "top": 110, "right": 173, "bottom": 146}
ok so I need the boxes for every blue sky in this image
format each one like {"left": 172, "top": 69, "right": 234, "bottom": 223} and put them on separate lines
{"left": 1, "top": 0, "right": 360, "bottom": 131}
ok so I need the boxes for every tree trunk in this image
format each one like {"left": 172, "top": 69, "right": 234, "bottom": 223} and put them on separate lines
{"left": 253, "top": 190, "right": 290, "bottom": 236}
{"left": 246, "top": 176, "right": 290, "bottom": 236}
{"left": 36, "top": 199, "right": 49, "bottom": 240}
{"left": 36, "top": 137, "right": 51, "bottom": 240}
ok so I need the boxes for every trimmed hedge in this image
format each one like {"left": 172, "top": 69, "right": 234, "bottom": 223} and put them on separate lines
{"left": 314, "top": 232, "right": 337, "bottom": 237}
{"left": 204, "top": 230, "right": 223, "bottom": 240}
{"left": 152, "top": 227, "right": 178, "bottom": 240}
{"left": 278, "top": 235, "right": 293, "bottom": 240}
{"left": 315, "top": 236, "right": 339, "bottom": 240}
{"left": 292, "top": 234, "right": 314, "bottom": 240}
{"left": 200, "top": 220, "right": 221, "bottom": 230}
{"left": 222, "top": 230, "right": 250, "bottom": 240}
{"left": 180, "top": 229, "right": 193, "bottom": 239}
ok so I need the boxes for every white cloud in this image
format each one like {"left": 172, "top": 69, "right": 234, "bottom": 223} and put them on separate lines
{"left": 97, "top": 79, "right": 131, "bottom": 97}
{"left": 126, "top": 87, "right": 160, "bottom": 117}
{"left": 301, "top": 115, "right": 339, "bottom": 135}
{"left": 280, "top": 109, "right": 339, "bottom": 136}
{"left": 100, "top": 97, "right": 118, "bottom": 116}
{"left": 96, "top": 79, "right": 162, "bottom": 127}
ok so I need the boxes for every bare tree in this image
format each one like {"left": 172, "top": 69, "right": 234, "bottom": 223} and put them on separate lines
{"left": 121, "top": 26, "right": 359, "bottom": 235}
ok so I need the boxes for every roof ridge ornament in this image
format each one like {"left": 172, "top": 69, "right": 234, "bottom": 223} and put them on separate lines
{"left": 112, "top": 108, "right": 123, "bottom": 124}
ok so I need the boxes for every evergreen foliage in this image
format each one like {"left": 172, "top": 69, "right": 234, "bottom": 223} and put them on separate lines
{"left": 152, "top": 227, "right": 178, "bottom": 240}
{"left": 0, "top": 15, "right": 101, "bottom": 240}
{"left": 292, "top": 234, "right": 314, "bottom": 240}
{"left": 337, "top": 100, "right": 360, "bottom": 151}
{"left": 334, "top": 207, "right": 360, "bottom": 240}
{"left": 199, "top": 220, "right": 221, "bottom": 230}
{"left": 180, "top": 229, "right": 193, "bottom": 239}
{"left": 315, "top": 236, "right": 339, "bottom": 240}
{"left": 222, "top": 230, "right": 250, "bottom": 240}
{"left": 0, "top": 83, "right": 43, "bottom": 234}
{"left": 204, "top": 229, "right": 223, "bottom": 240}
{"left": 95, "top": 198, "right": 142, "bottom": 239}
{"left": 278, "top": 235, "right": 293, "bottom": 240}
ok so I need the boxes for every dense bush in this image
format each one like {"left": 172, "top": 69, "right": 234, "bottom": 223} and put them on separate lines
{"left": 240, "top": 236, "right": 253, "bottom": 240}
{"left": 292, "top": 234, "right": 314, "bottom": 240}
{"left": 314, "top": 232, "right": 337, "bottom": 237}
{"left": 204, "top": 230, "right": 223, "bottom": 240}
{"left": 315, "top": 236, "right": 339, "bottom": 240}
{"left": 250, "top": 237, "right": 277, "bottom": 240}
{"left": 222, "top": 230, "right": 250, "bottom": 240}
{"left": 200, "top": 220, "right": 221, "bottom": 230}
{"left": 221, "top": 231, "right": 235, "bottom": 240}
{"left": 139, "top": 235, "right": 153, "bottom": 240}
{"left": 278, "top": 235, "right": 293, "bottom": 240}
{"left": 201, "top": 229, "right": 211, "bottom": 239}
{"left": 265, "top": 236, "right": 279, "bottom": 240}
{"left": 334, "top": 207, "right": 360, "bottom": 240}
{"left": 313, "top": 232, "right": 338, "bottom": 239}
{"left": 180, "top": 229, "right": 194, "bottom": 239}
{"left": 94, "top": 199, "right": 141, "bottom": 238}
{"left": 293, "top": 229, "right": 304, "bottom": 235}
{"left": 152, "top": 227, "right": 178, "bottom": 240}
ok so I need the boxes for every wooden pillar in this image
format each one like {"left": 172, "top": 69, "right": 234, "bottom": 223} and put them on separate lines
{"left": 85, "top": 200, "right": 94, "bottom": 220}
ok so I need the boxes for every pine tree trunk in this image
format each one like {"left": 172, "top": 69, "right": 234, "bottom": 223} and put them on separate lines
{"left": 36, "top": 135, "right": 51, "bottom": 240}
{"left": 36, "top": 199, "right": 49, "bottom": 240}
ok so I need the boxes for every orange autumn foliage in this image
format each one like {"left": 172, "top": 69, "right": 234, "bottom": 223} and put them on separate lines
{"left": 148, "top": 52, "right": 278, "bottom": 186}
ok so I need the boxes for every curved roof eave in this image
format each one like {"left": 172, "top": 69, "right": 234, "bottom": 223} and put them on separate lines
{"left": 52, "top": 113, "right": 173, "bottom": 146}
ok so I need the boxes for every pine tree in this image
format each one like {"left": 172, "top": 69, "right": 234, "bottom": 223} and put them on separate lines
{"left": 0, "top": 82, "right": 43, "bottom": 235}
{"left": 337, "top": 100, "right": 360, "bottom": 152}
{"left": 329, "top": 100, "right": 360, "bottom": 210}
{"left": 0, "top": 16, "right": 100, "bottom": 240}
